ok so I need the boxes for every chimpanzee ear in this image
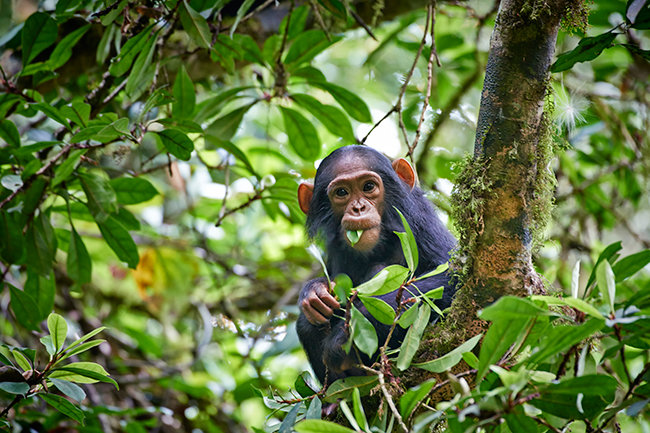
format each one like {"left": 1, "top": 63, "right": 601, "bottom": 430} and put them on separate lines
{"left": 392, "top": 158, "right": 416, "bottom": 189}
{"left": 297, "top": 183, "right": 314, "bottom": 214}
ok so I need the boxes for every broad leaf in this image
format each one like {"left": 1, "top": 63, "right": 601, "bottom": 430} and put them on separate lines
{"left": 110, "top": 177, "right": 159, "bottom": 204}
{"left": 551, "top": 31, "right": 618, "bottom": 72}
{"left": 179, "top": 0, "right": 212, "bottom": 48}
{"left": 400, "top": 379, "right": 436, "bottom": 419}
{"left": 355, "top": 265, "right": 409, "bottom": 296}
{"left": 359, "top": 295, "right": 395, "bottom": 325}
{"left": 67, "top": 227, "right": 92, "bottom": 284}
{"left": 22, "top": 12, "right": 57, "bottom": 65}
{"left": 40, "top": 393, "right": 85, "bottom": 424}
{"left": 415, "top": 333, "right": 482, "bottom": 373}
{"left": 279, "top": 106, "right": 321, "bottom": 161}
{"left": 350, "top": 305, "right": 378, "bottom": 358}
{"left": 0, "top": 119, "right": 20, "bottom": 147}
{"left": 311, "top": 82, "right": 372, "bottom": 123}
{"left": 397, "top": 304, "right": 431, "bottom": 371}
{"left": 294, "top": 420, "right": 355, "bottom": 433}
{"left": 612, "top": 249, "right": 650, "bottom": 282}
{"left": 9, "top": 285, "right": 40, "bottom": 331}
{"left": 291, "top": 93, "right": 355, "bottom": 142}
{"left": 49, "top": 24, "right": 90, "bottom": 69}
{"left": 47, "top": 313, "right": 68, "bottom": 354}
{"left": 596, "top": 260, "right": 616, "bottom": 314}
{"left": 323, "top": 375, "right": 377, "bottom": 403}
{"left": 50, "top": 378, "right": 86, "bottom": 402}
{"left": 172, "top": 65, "right": 196, "bottom": 119}
{"left": 155, "top": 129, "right": 194, "bottom": 161}
{"left": 96, "top": 216, "right": 139, "bottom": 269}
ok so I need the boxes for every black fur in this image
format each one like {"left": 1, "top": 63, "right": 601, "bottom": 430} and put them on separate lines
{"left": 297, "top": 145, "right": 457, "bottom": 384}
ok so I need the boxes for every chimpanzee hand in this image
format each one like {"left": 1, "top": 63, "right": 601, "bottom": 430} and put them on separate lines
{"left": 299, "top": 277, "right": 340, "bottom": 325}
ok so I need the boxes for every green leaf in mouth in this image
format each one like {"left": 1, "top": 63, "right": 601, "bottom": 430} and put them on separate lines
{"left": 346, "top": 230, "right": 364, "bottom": 246}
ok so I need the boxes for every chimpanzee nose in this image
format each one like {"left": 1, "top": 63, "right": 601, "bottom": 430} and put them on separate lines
{"left": 352, "top": 201, "right": 366, "bottom": 214}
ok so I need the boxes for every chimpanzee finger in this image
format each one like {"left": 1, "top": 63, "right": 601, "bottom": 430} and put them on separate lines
{"left": 303, "top": 299, "right": 330, "bottom": 325}
{"left": 315, "top": 284, "right": 340, "bottom": 310}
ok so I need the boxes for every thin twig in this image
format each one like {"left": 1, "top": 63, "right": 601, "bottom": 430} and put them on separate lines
{"left": 360, "top": 365, "right": 409, "bottom": 433}
{"left": 408, "top": 0, "right": 438, "bottom": 161}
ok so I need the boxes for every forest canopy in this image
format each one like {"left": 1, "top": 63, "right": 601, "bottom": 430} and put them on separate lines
{"left": 1, "top": 0, "right": 650, "bottom": 432}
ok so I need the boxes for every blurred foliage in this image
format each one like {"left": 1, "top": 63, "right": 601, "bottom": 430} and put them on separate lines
{"left": 0, "top": 0, "right": 649, "bottom": 432}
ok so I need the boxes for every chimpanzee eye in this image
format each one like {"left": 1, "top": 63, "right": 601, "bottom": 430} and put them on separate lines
{"left": 335, "top": 188, "right": 348, "bottom": 197}
{"left": 363, "top": 181, "right": 376, "bottom": 192}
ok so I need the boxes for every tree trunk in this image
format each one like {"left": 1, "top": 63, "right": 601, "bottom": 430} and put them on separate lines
{"left": 450, "top": 0, "right": 581, "bottom": 317}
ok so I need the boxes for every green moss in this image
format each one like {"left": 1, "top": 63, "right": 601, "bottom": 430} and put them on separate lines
{"left": 449, "top": 155, "right": 494, "bottom": 281}
{"left": 560, "top": 0, "right": 590, "bottom": 34}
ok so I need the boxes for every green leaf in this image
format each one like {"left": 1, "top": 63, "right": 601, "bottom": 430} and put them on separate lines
{"left": 479, "top": 296, "right": 550, "bottom": 321}
{"left": 400, "top": 379, "right": 436, "bottom": 419}
{"left": 24, "top": 272, "right": 54, "bottom": 320}
{"left": 397, "top": 303, "right": 431, "bottom": 371}
{"left": 415, "top": 333, "right": 482, "bottom": 373}
{"left": 294, "top": 420, "right": 356, "bottom": 433}
{"left": 279, "top": 106, "right": 321, "bottom": 161}
{"left": 49, "top": 362, "right": 112, "bottom": 382}
{"left": 40, "top": 335, "right": 56, "bottom": 356}
{"left": 311, "top": 81, "right": 372, "bottom": 123}
{"left": 80, "top": 172, "right": 118, "bottom": 223}
{"left": 350, "top": 305, "right": 378, "bottom": 358}
{"left": 531, "top": 375, "right": 617, "bottom": 419}
{"left": 333, "top": 273, "right": 353, "bottom": 306}
{"left": 0, "top": 381, "right": 29, "bottom": 395}
{"left": 61, "top": 101, "right": 90, "bottom": 128}
{"left": 278, "top": 401, "right": 302, "bottom": 433}
{"left": 1, "top": 174, "right": 22, "bottom": 192}
{"left": 596, "top": 260, "right": 616, "bottom": 314}
{"left": 526, "top": 318, "right": 604, "bottom": 366}
{"left": 32, "top": 103, "right": 71, "bottom": 130}
{"left": 40, "top": 393, "right": 85, "bottom": 424}
{"left": 229, "top": 0, "right": 255, "bottom": 36}
{"left": 173, "top": 65, "right": 196, "bottom": 119}
{"left": 531, "top": 295, "right": 603, "bottom": 319}
{"left": 284, "top": 30, "right": 340, "bottom": 67}
{"left": 57, "top": 340, "right": 105, "bottom": 364}
{"left": 305, "top": 396, "right": 322, "bottom": 420}
{"left": 612, "top": 249, "right": 650, "bottom": 282}
{"left": 26, "top": 212, "right": 58, "bottom": 276}
{"left": 395, "top": 207, "right": 418, "bottom": 273}
{"left": 155, "top": 129, "right": 194, "bottom": 161}
{"left": 504, "top": 406, "right": 538, "bottom": 433}
{"left": 48, "top": 313, "right": 69, "bottom": 354}
{"left": 193, "top": 86, "right": 253, "bottom": 123}
{"left": 125, "top": 28, "right": 158, "bottom": 98}
{"left": 204, "top": 136, "right": 259, "bottom": 177}
{"left": 0, "top": 119, "right": 20, "bottom": 147}
{"left": 22, "top": 12, "right": 58, "bottom": 65}
{"left": 551, "top": 31, "right": 618, "bottom": 73}
{"left": 398, "top": 303, "right": 419, "bottom": 328}
{"left": 0, "top": 211, "right": 25, "bottom": 264}
{"left": 109, "top": 24, "right": 154, "bottom": 77}
{"left": 351, "top": 388, "right": 369, "bottom": 432}
{"left": 11, "top": 349, "right": 32, "bottom": 371}
{"left": 65, "top": 327, "right": 107, "bottom": 353}
{"left": 627, "top": 0, "right": 650, "bottom": 29}
{"left": 96, "top": 216, "right": 139, "bottom": 269}
{"left": 323, "top": 375, "right": 377, "bottom": 403}
{"left": 49, "top": 24, "right": 90, "bottom": 70}
{"left": 52, "top": 149, "right": 87, "bottom": 187}
{"left": 294, "top": 371, "right": 318, "bottom": 398}
{"left": 50, "top": 378, "right": 86, "bottom": 402}
{"left": 67, "top": 227, "right": 92, "bottom": 284}
{"left": 110, "top": 177, "right": 159, "bottom": 205}
{"left": 586, "top": 241, "right": 622, "bottom": 289}
{"left": 205, "top": 104, "right": 254, "bottom": 141}
{"left": 355, "top": 265, "right": 409, "bottom": 296}
{"left": 477, "top": 315, "right": 531, "bottom": 382}
{"left": 359, "top": 295, "right": 395, "bottom": 325}
{"left": 71, "top": 118, "right": 130, "bottom": 143}
{"left": 179, "top": 0, "right": 212, "bottom": 48}
{"left": 291, "top": 93, "right": 356, "bottom": 142}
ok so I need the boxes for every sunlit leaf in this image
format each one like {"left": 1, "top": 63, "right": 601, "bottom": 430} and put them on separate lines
{"left": 359, "top": 295, "right": 395, "bottom": 325}
{"left": 48, "top": 313, "right": 69, "bottom": 354}
{"left": 596, "top": 260, "right": 616, "bottom": 315}
{"left": 350, "top": 305, "right": 378, "bottom": 358}
{"left": 294, "top": 420, "right": 355, "bottom": 433}
{"left": 397, "top": 303, "right": 431, "bottom": 371}
{"left": 415, "top": 333, "right": 482, "bottom": 373}
{"left": 96, "top": 216, "right": 139, "bottom": 269}
{"left": 355, "top": 265, "right": 409, "bottom": 296}
{"left": 279, "top": 106, "right": 321, "bottom": 161}
{"left": 310, "top": 81, "right": 372, "bottom": 123}
{"left": 110, "top": 177, "right": 159, "bottom": 205}
{"left": 551, "top": 31, "right": 617, "bottom": 72}
{"left": 400, "top": 379, "right": 436, "bottom": 419}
